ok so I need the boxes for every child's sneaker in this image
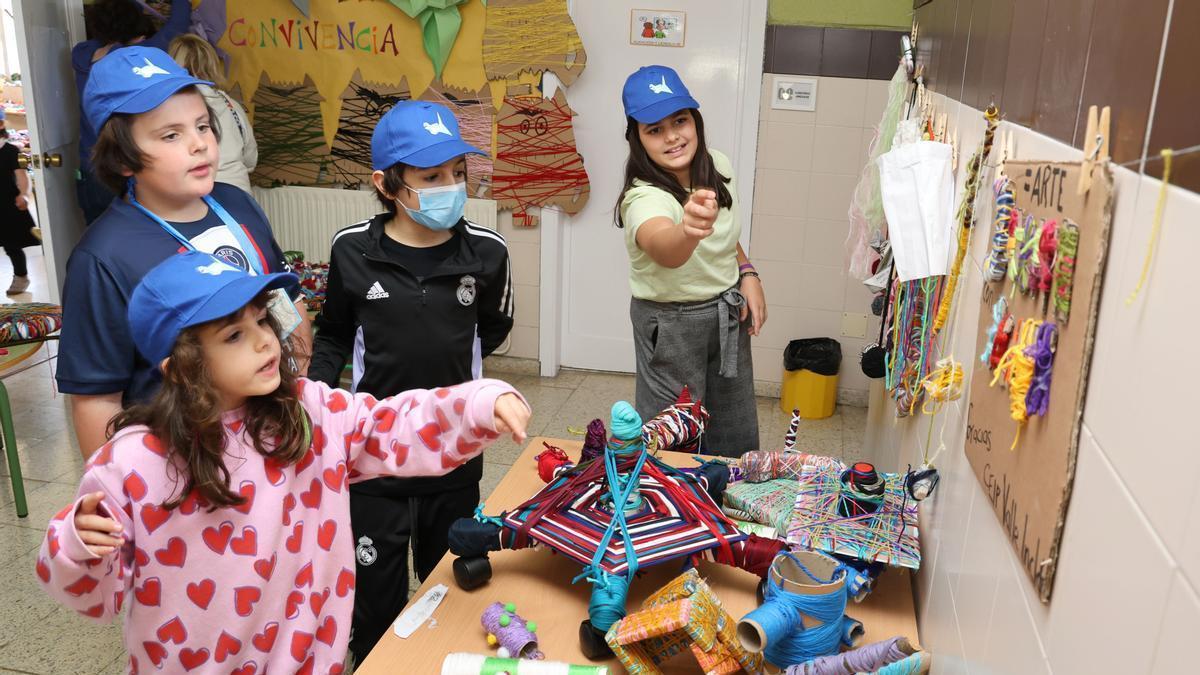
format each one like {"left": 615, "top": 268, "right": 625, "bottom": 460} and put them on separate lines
{"left": 6, "top": 275, "right": 29, "bottom": 295}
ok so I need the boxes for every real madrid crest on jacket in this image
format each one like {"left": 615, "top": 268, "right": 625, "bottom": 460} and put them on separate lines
{"left": 309, "top": 213, "right": 514, "bottom": 427}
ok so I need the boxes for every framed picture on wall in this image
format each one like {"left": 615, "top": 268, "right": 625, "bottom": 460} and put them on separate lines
{"left": 630, "top": 9, "right": 686, "bottom": 47}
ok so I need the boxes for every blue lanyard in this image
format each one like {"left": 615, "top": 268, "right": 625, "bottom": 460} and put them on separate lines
{"left": 128, "top": 185, "right": 265, "bottom": 276}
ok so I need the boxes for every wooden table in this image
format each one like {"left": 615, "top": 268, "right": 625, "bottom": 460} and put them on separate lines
{"left": 358, "top": 438, "right": 922, "bottom": 674}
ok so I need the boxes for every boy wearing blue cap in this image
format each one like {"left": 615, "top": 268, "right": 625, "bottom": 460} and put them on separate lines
{"left": 614, "top": 65, "right": 767, "bottom": 456}
{"left": 56, "top": 45, "right": 308, "bottom": 459}
{"left": 308, "top": 100, "right": 513, "bottom": 663}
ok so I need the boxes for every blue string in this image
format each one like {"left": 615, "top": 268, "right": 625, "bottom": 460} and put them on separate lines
{"left": 744, "top": 552, "right": 851, "bottom": 668}
{"left": 873, "top": 654, "right": 925, "bottom": 674}
{"left": 473, "top": 504, "right": 505, "bottom": 528}
{"left": 572, "top": 401, "right": 646, "bottom": 632}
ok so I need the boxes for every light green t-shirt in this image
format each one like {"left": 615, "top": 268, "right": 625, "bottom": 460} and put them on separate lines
{"left": 620, "top": 149, "right": 740, "bottom": 302}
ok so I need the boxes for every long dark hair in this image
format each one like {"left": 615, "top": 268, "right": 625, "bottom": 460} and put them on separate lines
{"left": 613, "top": 108, "right": 732, "bottom": 227}
{"left": 110, "top": 293, "right": 310, "bottom": 511}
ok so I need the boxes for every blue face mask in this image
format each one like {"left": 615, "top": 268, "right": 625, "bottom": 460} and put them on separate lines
{"left": 402, "top": 182, "right": 468, "bottom": 231}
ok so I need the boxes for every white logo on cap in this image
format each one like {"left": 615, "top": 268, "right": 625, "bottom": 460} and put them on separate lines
{"left": 423, "top": 112, "right": 452, "bottom": 137}
{"left": 648, "top": 76, "right": 673, "bottom": 95}
{"left": 196, "top": 261, "right": 238, "bottom": 276}
{"left": 132, "top": 58, "right": 171, "bottom": 79}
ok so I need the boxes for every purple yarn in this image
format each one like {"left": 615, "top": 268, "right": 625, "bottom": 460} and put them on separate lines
{"left": 481, "top": 602, "right": 543, "bottom": 659}
{"left": 1024, "top": 322, "right": 1057, "bottom": 417}
{"left": 784, "top": 637, "right": 911, "bottom": 674}
{"left": 581, "top": 418, "right": 607, "bottom": 462}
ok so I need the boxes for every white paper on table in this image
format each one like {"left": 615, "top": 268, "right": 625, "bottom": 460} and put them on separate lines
{"left": 876, "top": 141, "right": 955, "bottom": 282}
{"left": 393, "top": 583, "right": 448, "bottom": 638}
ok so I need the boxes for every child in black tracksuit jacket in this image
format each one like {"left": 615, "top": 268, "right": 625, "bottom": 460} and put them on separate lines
{"left": 307, "top": 101, "right": 513, "bottom": 664}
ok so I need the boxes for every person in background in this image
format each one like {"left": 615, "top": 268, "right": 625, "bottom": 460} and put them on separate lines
{"left": 169, "top": 34, "right": 258, "bottom": 193}
{"left": 57, "top": 46, "right": 310, "bottom": 460}
{"left": 0, "top": 109, "right": 38, "bottom": 295}
{"left": 308, "top": 100, "right": 514, "bottom": 665}
{"left": 72, "top": 0, "right": 192, "bottom": 224}
{"left": 614, "top": 65, "right": 767, "bottom": 457}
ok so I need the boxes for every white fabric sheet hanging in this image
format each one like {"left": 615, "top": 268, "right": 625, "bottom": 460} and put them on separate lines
{"left": 876, "top": 141, "right": 956, "bottom": 281}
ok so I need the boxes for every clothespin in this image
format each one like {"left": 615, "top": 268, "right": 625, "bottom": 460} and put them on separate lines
{"left": 1077, "top": 105, "right": 1110, "bottom": 195}
{"left": 950, "top": 127, "right": 959, "bottom": 172}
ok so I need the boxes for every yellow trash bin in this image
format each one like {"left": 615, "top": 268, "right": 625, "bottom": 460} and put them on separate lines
{"left": 780, "top": 338, "right": 841, "bottom": 418}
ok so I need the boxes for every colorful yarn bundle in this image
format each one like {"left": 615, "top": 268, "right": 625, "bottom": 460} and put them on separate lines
{"left": 440, "top": 653, "right": 609, "bottom": 675}
{"left": 784, "top": 636, "right": 918, "bottom": 675}
{"left": 0, "top": 303, "right": 62, "bottom": 344}
{"left": 1016, "top": 216, "right": 1041, "bottom": 295}
{"left": 534, "top": 443, "right": 573, "bottom": 483}
{"left": 979, "top": 297, "right": 1008, "bottom": 365}
{"left": 986, "top": 178, "right": 1015, "bottom": 281}
{"left": 988, "top": 313, "right": 1014, "bottom": 371}
{"left": 933, "top": 105, "right": 999, "bottom": 332}
{"left": 916, "top": 356, "right": 963, "bottom": 415}
{"left": 787, "top": 464, "right": 921, "bottom": 569}
{"left": 481, "top": 601, "right": 543, "bottom": 660}
{"left": 724, "top": 478, "right": 802, "bottom": 533}
{"left": 283, "top": 252, "right": 330, "bottom": 312}
{"left": 886, "top": 277, "right": 945, "bottom": 416}
{"left": 1006, "top": 214, "right": 1025, "bottom": 288}
{"left": 737, "top": 450, "right": 841, "bottom": 484}
{"left": 1053, "top": 220, "right": 1079, "bottom": 324}
{"left": 580, "top": 418, "right": 607, "bottom": 462}
{"left": 1035, "top": 219, "right": 1059, "bottom": 296}
{"left": 990, "top": 318, "right": 1041, "bottom": 449}
{"left": 642, "top": 386, "right": 708, "bottom": 454}
{"left": 1024, "top": 322, "right": 1058, "bottom": 417}
{"left": 739, "top": 552, "right": 859, "bottom": 668}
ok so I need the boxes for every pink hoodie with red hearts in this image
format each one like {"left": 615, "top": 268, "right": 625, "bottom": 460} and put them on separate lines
{"left": 36, "top": 377, "right": 519, "bottom": 674}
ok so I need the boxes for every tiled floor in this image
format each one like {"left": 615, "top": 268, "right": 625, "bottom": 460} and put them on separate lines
{"left": 0, "top": 249, "right": 866, "bottom": 674}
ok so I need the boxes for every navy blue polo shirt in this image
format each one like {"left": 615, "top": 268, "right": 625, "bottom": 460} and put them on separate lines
{"left": 57, "top": 183, "right": 293, "bottom": 404}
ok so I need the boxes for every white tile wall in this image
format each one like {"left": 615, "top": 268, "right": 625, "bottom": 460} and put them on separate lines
{"left": 497, "top": 211, "right": 540, "bottom": 360}
{"left": 749, "top": 76, "right": 890, "bottom": 399}
{"left": 865, "top": 98, "right": 1200, "bottom": 675}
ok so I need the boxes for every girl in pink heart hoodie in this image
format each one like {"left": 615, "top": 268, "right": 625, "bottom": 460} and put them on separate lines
{"left": 35, "top": 251, "right": 530, "bottom": 674}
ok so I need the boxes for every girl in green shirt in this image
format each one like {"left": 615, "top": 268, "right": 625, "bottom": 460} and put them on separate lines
{"left": 614, "top": 65, "right": 767, "bottom": 456}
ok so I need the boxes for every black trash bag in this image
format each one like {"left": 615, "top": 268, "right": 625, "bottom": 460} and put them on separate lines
{"left": 783, "top": 338, "right": 842, "bottom": 376}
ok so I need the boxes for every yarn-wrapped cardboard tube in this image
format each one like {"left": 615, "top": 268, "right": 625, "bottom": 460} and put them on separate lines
{"left": 737, "top": 551, "right": 846, "bottom": 653}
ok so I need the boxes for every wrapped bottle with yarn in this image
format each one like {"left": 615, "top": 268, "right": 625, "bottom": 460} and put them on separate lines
{"left": 481, "top": 601, "right": 543, "bottom": 660}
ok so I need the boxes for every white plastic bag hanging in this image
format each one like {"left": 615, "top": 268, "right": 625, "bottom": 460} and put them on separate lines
{"left": 876, "top": 141, "right": 955, "bottom": 281}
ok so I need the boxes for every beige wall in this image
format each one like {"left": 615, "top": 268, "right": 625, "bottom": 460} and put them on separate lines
{"left": 870, "top": 97, "right": 1200, "bottom": 674}
{"left": 748, "top": 74, "right": 889, "bottom": 406}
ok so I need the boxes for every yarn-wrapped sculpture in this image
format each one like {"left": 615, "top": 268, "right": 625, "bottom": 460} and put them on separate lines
{"left": 447, "top": 401, "right": 786, "bottom": 659}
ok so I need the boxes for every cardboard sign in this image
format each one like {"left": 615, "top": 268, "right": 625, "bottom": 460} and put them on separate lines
{"left": 482, "top": 0, "right": 588, "bottom": 86}
{"left": 964, "top": 161, "right": 1114, "bottom": 602}
{"left": 492, "top": 90, "right": 590, "bottom": 226}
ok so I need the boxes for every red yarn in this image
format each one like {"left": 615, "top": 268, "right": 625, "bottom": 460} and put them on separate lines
{"left": 535, "top": 443, "right": 571, "bottom": 483}
{"left": 732, "top": 535, "right": 787, "bottom": 578}
{"left": 989, "top": 324, "right": 1012, "bottom": 370}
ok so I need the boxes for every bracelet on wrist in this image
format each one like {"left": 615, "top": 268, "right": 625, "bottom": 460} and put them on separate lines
{"left": 740, "top": 270, "right": 760, "bottom": 280}
{"left": 738, "top": 262, "right": 755, "bottom": 272}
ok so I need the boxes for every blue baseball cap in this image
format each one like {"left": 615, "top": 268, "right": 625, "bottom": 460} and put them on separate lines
{"left": 128, "top": 251, "right": 298, "bottom": 364}
{"left": 621, "top": 65, "right": 700, "bottom": 124}
{"left": 82, "top": 45, "right": 212, "bottom": 134}
{"left": 370, "top": 100, "right": 487, "bottom": 170}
